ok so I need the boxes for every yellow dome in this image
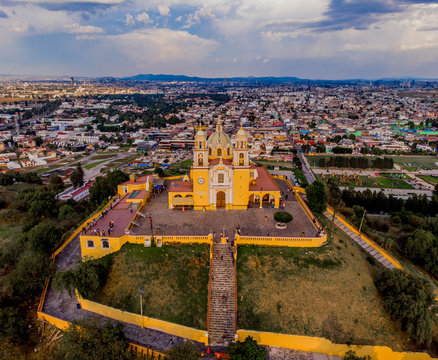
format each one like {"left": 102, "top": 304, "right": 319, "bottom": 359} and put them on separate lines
{"left": 207, "top": 130, "right": 232, "bottom": 148}
{"left": 207, "top": 124, "right": 233, "bottom": 159}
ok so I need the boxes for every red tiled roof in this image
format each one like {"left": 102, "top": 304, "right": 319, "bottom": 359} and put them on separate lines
{"left": 249, "top": 167, "right": 280, "bottom": 192}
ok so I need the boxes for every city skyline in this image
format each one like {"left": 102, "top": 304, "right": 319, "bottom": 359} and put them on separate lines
{"left": 1, "top": 0, "right": 438, "bottom": 79}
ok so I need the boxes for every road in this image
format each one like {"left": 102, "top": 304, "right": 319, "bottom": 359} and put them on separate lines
{"left": 278, "top": 115, "right": 316, "bottom": 185}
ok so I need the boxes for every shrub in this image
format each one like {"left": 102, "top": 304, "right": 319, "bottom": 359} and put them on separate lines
{"left": 168, "top": 341, "right": 200, "bottom": 360}
{"left": 375, "top": 269, "right": 434, "bottom": 347}
{"left": 274, "top": 211, "right": 293, "bottom": 223}
{"left": 343, "top": 351, "right": 370, "bottom": 360}
{"left": 53, "top": 256, "right": 112, "bottom": 298}
{"left": 228, "top": 336, "right": 267, "bottom": 360}
{"left": 13, "top": 251, "right": 51, "bottom": 297}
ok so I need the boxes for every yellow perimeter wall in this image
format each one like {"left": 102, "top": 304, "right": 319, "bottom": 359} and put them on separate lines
{"left": 326, "top": 207, "right": 403, "bottom": 270}
{"left": 80, "top": 234, "right": 212, "bottom": 259}
{"left": 235, "top": 234, "right": 326, "bottom": 247}
{"left": 237, "top": 330, "right": 436, "bottom": 360}
{"left": 77, "top": 294, "right": 208, "bottom": 345}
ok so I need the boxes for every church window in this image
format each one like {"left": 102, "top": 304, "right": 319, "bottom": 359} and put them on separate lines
{"left": 198, "top": 154, "right": 203, "bottom": 166}
{"left": 239, "top": 153, "right": 244, "bottom": 165}
{"left": 217, "top": 148, "right": 222, "bottom": 157}
{"left": 102, "top": 239, "right": 110, "bottom": 249}
{"left": 87, "top": 240, "right": 95, "bottom": 249}
{"left": 218, "top": 173, "right": 224, "bottom": 183}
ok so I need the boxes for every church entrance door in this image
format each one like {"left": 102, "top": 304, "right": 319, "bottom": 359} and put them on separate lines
{"left": 216, "top": 191, "right": 226, "bottom": 208}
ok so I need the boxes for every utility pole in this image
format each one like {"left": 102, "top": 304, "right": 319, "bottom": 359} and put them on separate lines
{"left": 358, "top": 209, "right": 367, "bottom": 235}
{"left": 138, "top": 288, "right": 144, "bottom": 328}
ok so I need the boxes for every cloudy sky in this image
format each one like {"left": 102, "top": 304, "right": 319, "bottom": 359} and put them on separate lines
{"left": 1, "top": 0, "right": 438, "bottom": 79}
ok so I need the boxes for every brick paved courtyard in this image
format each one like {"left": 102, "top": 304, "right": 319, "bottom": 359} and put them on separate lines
{"left": 131, "top": 179, "right": 317, "bottom": 238}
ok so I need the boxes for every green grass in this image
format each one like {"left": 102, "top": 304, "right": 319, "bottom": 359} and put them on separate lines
{"left": 254, "top": 160, "right": 294, "bottom": 169}
{"left": 164, "top": 159, "right": 193, "bottom": 176}
{"left": 0, "top": 224, "right": 23, "bottom": 246}
{"left": 83, "top": 160, "right": 109, "bottom": 170}
{"left": 92, "top": 243, "right": 210, "bottom": 329}
{"left": 391, "top": 155, "right": 438, "bottom": 171}
{"left": 236, "top": 217, "right": 409, "bottom": 350}
{"left": 292, "top": 168, "right": 308, "bottom": 187}
{"left": 317, "top": 174, "right": 413, "bottom": 189}
{"left": 35, "top": 165, "right": 61, "bottom": 175}
{"left": 418, "top": 175, "right": 438, "bottom": 185}
{"left": 91, "top": 154, "right": 114, "bottom": 160}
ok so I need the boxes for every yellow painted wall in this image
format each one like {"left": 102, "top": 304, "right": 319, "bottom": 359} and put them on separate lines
{"left": 192, "top": 168, "right": 210, "bottom": 209}
{"left": 37, "top": 312, "right": 70, "bottom": 330}
{"left": 326, "top": 207, "right": 403, "bottom": 270}
{"left": 232, "top": 168, "right": 250, "bottom": 207}
{"left": 236, "top": 234, "right": 327, "bottom": 247}
{"left": 77, "top": 294, "right": 209, "bottom": 345}
{"left": 237, "top": 330, "right": 436, "bottom": 360}
{"left": 80, "top": 234, "right": 212, "bottom": 260}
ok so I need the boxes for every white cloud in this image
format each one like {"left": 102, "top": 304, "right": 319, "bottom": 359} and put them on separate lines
{"left": 136, "top": 12, "right": 152, "bottom": 24}
{"left": 64, "top": 23, "right": 104, "bottom": 34}
{"left": 106, "top": 28, "right": 218, "bottom": 62}
{"left": 157, "top": 4, "right": 170, "bottom": 16}
{"left": 124, "top": 13, "right": 135, "bottom": 26}
{"left": 16, "top": 0, "right": 124, "bottom": 3}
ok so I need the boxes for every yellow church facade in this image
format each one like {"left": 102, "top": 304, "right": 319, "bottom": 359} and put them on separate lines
{"left": 168, "top": 124, "right": 280, "bottom": 210}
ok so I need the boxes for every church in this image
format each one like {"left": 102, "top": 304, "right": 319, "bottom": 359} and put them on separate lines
{"left": 168, "top": 123, "right": 280, "bottom": 210}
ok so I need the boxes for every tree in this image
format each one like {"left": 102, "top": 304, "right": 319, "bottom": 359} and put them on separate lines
{"left": 0, "top": 306, "right": 28, "bottom": 341}
{"left": 305, "top": 180, "right": 327, "bottom": 214}
{"left": 49, "top": 173, "right": 64, "bottom": 193}
{"left": 228, "top": 336, "right": 267, "bottom": 360}
{"left": 70, "top": 163, "right": 84, "bottom": 188}
{"left": 27, "top": 221, "right": 64, "bottom": 254}
{"left": 13, "top": 251, "right": 51, "bottom": 297}
{"left": 168, "top": 341, "right": 200, "bottom": 360}
{"left": 89, "top": 176, "right": 112, "bottom": 206}
{"left": 375, "top": 269, "right": 434, "bottom": 347}
{"left": 53, "top": 256, "right": 112, "bottom": 298}
{"left": 154, "top": 166, "right": 164, "bottom": 177}
{"left": 315, "top": 143, "right": 326, "bottom": 153}
{"left": 52, "top": 319, "right": 135, "bottom": 360}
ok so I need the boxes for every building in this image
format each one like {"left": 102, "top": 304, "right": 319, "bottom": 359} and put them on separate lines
{"left": 168, "top": 123, "right": 280, "bottom": 210}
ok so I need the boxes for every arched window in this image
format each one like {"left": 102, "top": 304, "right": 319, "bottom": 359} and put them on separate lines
{"left": 87, "top": 240, "right": 95, "bottom": 249}
{"left": 239, "top": 153, "right": 244, "bottom": 166}
{"left": 227, "top": 147, "right": 230, "bottom": 156}
{"left": 217, "top": 148, "right": 222, "bottom": 157}
{"left": 102, "top": 239, "right": 110, "bottom": 249}
{"left": 209, "top": 147, "right": 212, "bottom": 156}
{"left": 198, "top": 153, "right": 203, "bottom": 166}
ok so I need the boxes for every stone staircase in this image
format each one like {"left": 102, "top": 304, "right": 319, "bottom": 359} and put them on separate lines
{"left": 324, "top": 211, "right": 397, "bottom": 269}
{"left": 208, "top": 243, "right": 236, "bottom": 346}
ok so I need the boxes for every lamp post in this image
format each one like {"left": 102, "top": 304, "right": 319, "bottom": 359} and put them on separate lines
{"left": 138, "top": 288, "right": 144, "bottom": 328}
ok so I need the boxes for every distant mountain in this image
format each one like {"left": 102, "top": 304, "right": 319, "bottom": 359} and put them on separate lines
{"left": 121, "top": 74, "right": 305, "bottom": 83}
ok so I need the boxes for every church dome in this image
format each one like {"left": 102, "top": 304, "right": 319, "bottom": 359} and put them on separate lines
{"left": 207, "top": 123, "right": 233, "bottom": 159}
{"left": 207, "top": 129, "right": 232, "bottom": 148}
{"left": 236, "top": 126, "right": 247, "bottom": 137}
